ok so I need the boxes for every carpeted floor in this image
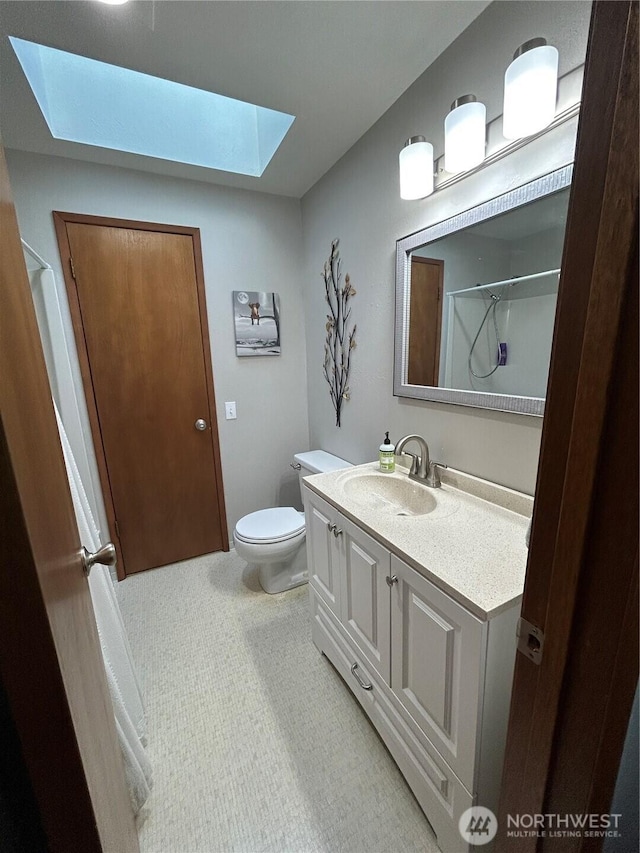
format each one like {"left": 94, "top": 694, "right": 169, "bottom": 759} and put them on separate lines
{"left": 116, "top": 550, "right": 438, "bottom": 853}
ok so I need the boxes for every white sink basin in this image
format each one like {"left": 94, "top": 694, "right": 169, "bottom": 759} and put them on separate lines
{"left": 336, "top": 470, "right": 459, "bottom": 519}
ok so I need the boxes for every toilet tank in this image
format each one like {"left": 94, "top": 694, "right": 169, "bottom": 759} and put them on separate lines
{"left": 293, "top": 450, "right": 352, "bottom": 498}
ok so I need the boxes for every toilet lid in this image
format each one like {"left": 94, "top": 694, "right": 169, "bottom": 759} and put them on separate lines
{"left": 235, "top": 507, "right": 305, "bottom": 544}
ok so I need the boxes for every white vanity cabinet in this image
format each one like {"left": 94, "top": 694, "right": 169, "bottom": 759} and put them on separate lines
{"left": 303, "top": 484, "right": 521, "bottom": 853}
{"left": 390, "top": 555, "right": 485, "bottom": 791}
{"left": 305, "top": 492, "right": 343, "bottom": 615}
{"left": 306, "top": 491, "right": 391, "bottom": 681}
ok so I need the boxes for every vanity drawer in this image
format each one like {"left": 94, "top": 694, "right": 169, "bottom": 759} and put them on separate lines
{"left": 310, "top": 588, "right": 474, "bottom": 853}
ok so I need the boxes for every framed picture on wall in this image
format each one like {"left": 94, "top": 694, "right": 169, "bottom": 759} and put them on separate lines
{"left": 232, "top": 291, "right": 281, "bottom": 356}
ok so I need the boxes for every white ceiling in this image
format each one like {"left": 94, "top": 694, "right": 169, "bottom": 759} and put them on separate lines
{"left": 0, "top": 0, "right": 489, "bottom": 197}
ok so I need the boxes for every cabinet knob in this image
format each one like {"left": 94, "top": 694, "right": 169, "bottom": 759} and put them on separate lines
{"left": 333, "top": 527, "right": 343, "bottom": 538}
{"left": 386, "top": 575, "right": 398, "bottom": 586}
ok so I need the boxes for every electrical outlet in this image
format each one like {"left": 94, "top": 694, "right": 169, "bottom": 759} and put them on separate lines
{"left": 225, "top": 401, "right": 237, "bottom": 420}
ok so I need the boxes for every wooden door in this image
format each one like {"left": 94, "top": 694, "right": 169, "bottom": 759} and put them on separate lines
{"left": 339, "top": 516, "right": 391, "bottom": 682}
{"left": 390, "top": 555, "right": 484, "bottom": 790}
{"left": 54, "top": 214, "right": 228, "bottom": 577}
{"left": 304, "top": 489, "right": 342, "bottom": 616}
{"left": 408, "top": 256, "right": 444, "bottom": 386}
{"left": 0, "top": 146, "right": 138, "bottom": 850}
{"left": 497, "top": 2, "right": 638, "bottom": 849}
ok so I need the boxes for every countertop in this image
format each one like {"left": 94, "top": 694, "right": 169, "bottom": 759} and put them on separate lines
{"left": 302, "top": 462, "right": 533, "bottom": 621}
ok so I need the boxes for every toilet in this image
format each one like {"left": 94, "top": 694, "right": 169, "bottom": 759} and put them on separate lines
{"left": 233, "top": 450, "right": 352, "bottom": 594}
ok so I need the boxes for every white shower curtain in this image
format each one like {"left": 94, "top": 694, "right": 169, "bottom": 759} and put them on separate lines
{"left": 54, "top": 374, "right": 153, "bottom": 812}
{"left": 27, "top": 259, "right": 152, "bottom": 811}
{"left": 29, "top": 267, "right": 101, "bottom": 524}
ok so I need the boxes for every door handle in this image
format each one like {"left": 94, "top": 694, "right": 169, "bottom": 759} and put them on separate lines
{"left": 195, "top": 419, "right": 207, "bottom": 431}
{"left": 81, "top": 543, "right": 117, "bottom": 577}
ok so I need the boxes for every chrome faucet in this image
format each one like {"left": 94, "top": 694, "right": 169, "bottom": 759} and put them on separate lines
{"left": 394, "top": 434, "right": 446, "bottom": 488}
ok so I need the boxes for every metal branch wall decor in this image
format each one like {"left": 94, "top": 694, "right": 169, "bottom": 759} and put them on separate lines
{"left": 322, "top": 239, "right": 357, "bottom": 427}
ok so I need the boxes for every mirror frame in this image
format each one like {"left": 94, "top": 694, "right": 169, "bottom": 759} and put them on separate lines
{"left": 394, "top": 164, "right": 574, "bottom": 416}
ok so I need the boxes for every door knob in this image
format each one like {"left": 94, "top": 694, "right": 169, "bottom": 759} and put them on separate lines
{"left": 81, "top": 542, "right": 117, "bottom": 577}
{"left": 195, "top": 419, "right": 207, "bottom": 431}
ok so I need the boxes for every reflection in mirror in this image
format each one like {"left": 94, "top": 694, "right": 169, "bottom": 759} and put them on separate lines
{"left": 394, "top": 166, "right": 573, "bottom": 415}
{"left": 407, "top": 257, "right": 443, "bottom": 386}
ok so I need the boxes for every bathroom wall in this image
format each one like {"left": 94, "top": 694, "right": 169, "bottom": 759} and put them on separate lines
{"left": 605, "top": 684, "right": 639, "bottom": 853}
{"left": 7, "top": 149, "right": 310, "bottom": 541}
{"left": 300, "top": 1, "right": 591, "bottom": 494}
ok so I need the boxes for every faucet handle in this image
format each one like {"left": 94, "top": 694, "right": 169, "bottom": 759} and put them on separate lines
{"left": 426, "top": 460, "right": 447, "bottom": 488}
{"left": 402, "top": 451, "right": 420, "bottom": 476}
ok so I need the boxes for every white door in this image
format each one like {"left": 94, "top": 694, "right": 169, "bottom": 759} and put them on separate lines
{"left": 390, "top": 555, "right": 485, "bottom": 789}
{"left": 304, "top": 489, "right": 342, "bottom": 616}
{"left": 339, "top": 516, "right": 391, "bottom": 682}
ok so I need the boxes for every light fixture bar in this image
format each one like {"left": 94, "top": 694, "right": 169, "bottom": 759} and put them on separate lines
{"left": 434, "top": 99, "right": 579, "bottom": 194}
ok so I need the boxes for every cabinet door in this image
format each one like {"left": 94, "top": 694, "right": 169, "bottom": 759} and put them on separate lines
{"left": 303, "top": 488, "right": 342, "bottom": 616}
{"left": 390, "top": 555, "right": 485, "bottom": 789}
{"left": 339, "top": 516, "right": 391, "bottom": 683}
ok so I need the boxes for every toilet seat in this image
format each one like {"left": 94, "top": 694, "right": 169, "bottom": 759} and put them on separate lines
{"left": 234, "top": 507, "right": 305, "bottom": 545}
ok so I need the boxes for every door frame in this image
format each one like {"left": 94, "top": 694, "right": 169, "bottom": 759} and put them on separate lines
{"left": 53, "top": 212, "right": 229, "bottom": 579}
{"left": 496, "top": 1, "right": 638, "bottom": 848}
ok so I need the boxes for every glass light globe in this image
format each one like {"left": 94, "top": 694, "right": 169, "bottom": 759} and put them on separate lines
{"left": 399, "top": 137, "right": 434, "bottom": 200}
{"left": 444, "top": 96, "right": 486, "bottom": 174}
{"left": 503, "top": 39, "right": 559, "bottom": 140}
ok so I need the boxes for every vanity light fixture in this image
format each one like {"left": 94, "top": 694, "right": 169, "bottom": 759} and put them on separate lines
{"left": 399, "top": 136, "right": 434, "bottom": 200}
{"left": 444, "top": 94, "right": 486, "bottom": 174}
{"left": 503, "top": 38, "right": 559, "bottom": 140}
{"left": 96, "top": 0, "right": 130, "bottom": 5}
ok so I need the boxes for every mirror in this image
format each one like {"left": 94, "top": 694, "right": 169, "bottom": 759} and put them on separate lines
{"left": 394, "top": 166, "right": 573, "bottom": 416}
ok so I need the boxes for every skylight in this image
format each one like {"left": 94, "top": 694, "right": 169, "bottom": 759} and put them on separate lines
{"left": 9, "top": 36, "right": 295, "bottom": 177}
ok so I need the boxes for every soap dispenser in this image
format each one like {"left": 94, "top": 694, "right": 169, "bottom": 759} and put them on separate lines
{"left": 379, "top": 432, "right": 395, "bottom": 472}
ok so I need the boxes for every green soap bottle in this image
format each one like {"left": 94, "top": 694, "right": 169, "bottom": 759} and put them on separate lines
{"left": 379, "top": 432, "right": 395, "bottom": 472}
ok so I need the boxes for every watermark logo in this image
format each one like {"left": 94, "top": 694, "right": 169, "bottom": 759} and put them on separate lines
{"left": 459, "top": 807, "right": 498, "bottom": 846}
{"left": 506, "top": 813, "right": 622, "bottom": 839}
{"left": 459, "top": 808, "right": 623, "bottom": 845}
